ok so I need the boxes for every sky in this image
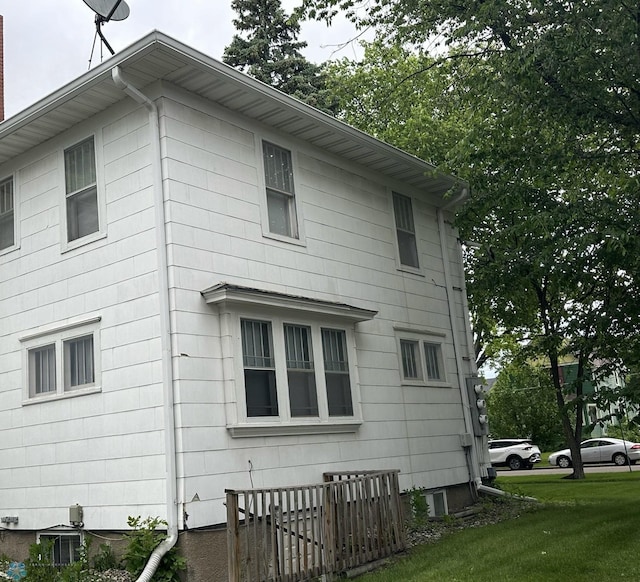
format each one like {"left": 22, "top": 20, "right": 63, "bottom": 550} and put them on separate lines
{"left": 1, "top": 0, "right": 366, "bottom": 119}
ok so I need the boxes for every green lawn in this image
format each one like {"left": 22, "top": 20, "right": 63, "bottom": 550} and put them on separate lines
{"left": 356, "top": 473, "right": 640, "bottom": 581}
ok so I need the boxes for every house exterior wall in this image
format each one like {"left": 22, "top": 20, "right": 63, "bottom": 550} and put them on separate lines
{"left": 157, "top": 92, "right": 476, "bottom": 529}
{"left": 0, "top": 104, "right": 168, "bottom": 532}
{"left": 0, "top": 82, "right": 478, "bottom": 548}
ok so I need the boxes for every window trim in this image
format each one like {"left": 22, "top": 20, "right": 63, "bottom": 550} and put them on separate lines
{"left": 21, "top": 316, "right": 102, "bottom": 404}
{"left": 395, "top": 327, "right": 449, "bottom": 387}
{"left": 0, "top": 174, "right": 18, "bottom": 255}
{"left": 391, "top": 190, "right": 423, "bottom": 274}
{"left": 256, "top": 137, "right": 306, "bottom": 246}
{"left": 232, "top": 313, "right": 361, "bottom": 434}
{"left": 60, "top": 134, "right": 106, "bottom": 252}
{"left": 203, "top": 283, "right": 374, "bottom": 436}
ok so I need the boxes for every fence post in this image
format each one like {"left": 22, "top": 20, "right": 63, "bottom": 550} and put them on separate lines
{"left": 226, "top": 490, "right": 241, "bottom": 582}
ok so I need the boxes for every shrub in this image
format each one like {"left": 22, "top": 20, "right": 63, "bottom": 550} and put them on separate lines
{"left": 122, "top": 517, "right": 185, "bottom": 582}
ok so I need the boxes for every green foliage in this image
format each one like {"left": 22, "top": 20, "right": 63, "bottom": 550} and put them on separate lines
{"left": 406, "top": 487, "right": 430, "bottom": 529}
{"left": 223, "top": 0, "right": 336, "bottom": 112}
{"left": 23, "top": 540, "right": 58, "bottom": 582}
{"left": 57, "top": 541, "right": 90, "bottom": 582}
{"left": 122, "top": 517, "right": 185, "bottom": 582}
{"left": 316, "top": 0, "right": 640, "bottom": 477}
{"left": 487, "top": 362, "right": 564, "bottom": 451}
{"left": 605, "top": 420, "right": 640, "bottom": 443}
{"left": 89, "top": 545, "right": 119, "bottom": 573}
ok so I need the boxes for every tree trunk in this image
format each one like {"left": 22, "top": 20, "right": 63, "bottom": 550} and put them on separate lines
{"left": 549, "top": 352, "right": 585, "bottom": 479}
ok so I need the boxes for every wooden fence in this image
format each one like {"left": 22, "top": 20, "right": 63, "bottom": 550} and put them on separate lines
{"left": 226, "top": 469, "right": 405, "bottom": 582}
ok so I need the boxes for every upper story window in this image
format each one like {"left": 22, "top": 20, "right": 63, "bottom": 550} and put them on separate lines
{"left": 0, "top": 176, "right": 15, "bottom": 251}
{"left": 397, "top": 330, "right": 447, "bottom": 386}
{"left": 64, "top": 137, "right": 99, "bottom": 242}
{"left": 392, "top": 191, "right": 419, "bottom": 269}
{"left": 21, "top": 317, "right": 101, "bottom": 403}
{"left": 262, "top": 141, "right": 299, "bottom": 239}
{"left": 202, "top": 283, "right": 376, "bottom": 436}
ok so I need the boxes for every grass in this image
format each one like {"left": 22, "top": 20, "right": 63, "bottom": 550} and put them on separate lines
{"left": 356, "top": 472, "right": 640, "bottom": 581}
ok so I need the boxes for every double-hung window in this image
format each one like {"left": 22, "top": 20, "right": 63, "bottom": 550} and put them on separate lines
{"left": 64, "top": 137, "right": 99, "bottom": 242}
{"left": 398, "top": 333, "right": 447, "bottom": 384}
{"left": 322, "top": 328, "right": 353, "bottom": 416}
{"left": 21, "top": 318, "right": 101, "bottom": 401}
{"left": 241, "top": 319, "right": 278, "bottom": 416}
{"left": 392, "top": 191, "right": 419, "bottom": 269}
{"left": 285, "top": 324, "right": 319, "bottom": 416}
{"left": 0, "top": 176, "right": 14, "bottom": 251}
{"left": 262, "top": 141, "right": 299, "bottom": 239}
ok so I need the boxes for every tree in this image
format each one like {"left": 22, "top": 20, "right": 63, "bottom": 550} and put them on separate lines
{"left": 487, "top": 363, "right": 564, "bottom": 451}
{"left": 224, "top": 0, "right": 335, "bottom": 112}
{"left": 320, "top": 32, "right": 640, "bottom": 478}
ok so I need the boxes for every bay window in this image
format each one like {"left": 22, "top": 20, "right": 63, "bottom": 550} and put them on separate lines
{"left": 202, "top": 283, "right": 376, "bottom": 435}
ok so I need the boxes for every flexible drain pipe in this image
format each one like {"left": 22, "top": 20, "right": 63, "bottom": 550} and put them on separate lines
{"left": 112, "top": 66, "right": 179, "bottom": 581}
{"left": 475, "top": 478, "right": 537, "bottom": 502}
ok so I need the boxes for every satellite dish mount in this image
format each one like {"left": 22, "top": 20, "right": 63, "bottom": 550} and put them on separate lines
{"left": 83, "top": 0, "right": 130, "bottom": 56}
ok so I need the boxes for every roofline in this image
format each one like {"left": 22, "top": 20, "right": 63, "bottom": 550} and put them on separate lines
{"left": 0, "top": 31, "right": 468, "bottom": 201}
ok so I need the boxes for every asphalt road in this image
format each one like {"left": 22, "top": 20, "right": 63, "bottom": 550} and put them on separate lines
{"left": 497, "top": 463, "right": 640, "bottom": 477}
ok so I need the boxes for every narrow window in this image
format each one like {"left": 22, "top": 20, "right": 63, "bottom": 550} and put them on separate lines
{"left": 400, "top": 339, "right": 421, "bottom": 380}
{"left": 284, "top": 324, "right": 318, "bottom": 416}
{"left": 64, "top": 335, "right": 95, "bottom": 390}
{"left": 65, "top": 137, "right": 99, "bottom": 242}
{"left": 322, "top": 328, "right": 353, "bottom": 416}
{"left": 241, "top": 319, "right": 278, "bottom": 416}
{"left": 392, "top": 192, "right": 419, "bottom": 268}
{"left": 29, "top": 344, "right": 56, "bottom": 395}
{"left": 0, "top": 176, "right": 14, "bottom": 251}
{"left": 263, "top": 141, "right": 298, "bottom": 238}
{"left": 424, "top": 342, "right": 443, "bottom": 381}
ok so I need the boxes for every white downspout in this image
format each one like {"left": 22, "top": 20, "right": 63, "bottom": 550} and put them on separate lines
{"left": 111, "top": 66, "right": 179, "bottom": 581}
{"left": 436, "top": 189, "right": 480, "bottom": 487}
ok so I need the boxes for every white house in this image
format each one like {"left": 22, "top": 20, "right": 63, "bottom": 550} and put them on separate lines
{"left": 0, "top": 32, "right": 490, "bottom": 580}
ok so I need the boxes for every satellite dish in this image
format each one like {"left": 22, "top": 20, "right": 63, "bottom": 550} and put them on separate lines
{"left": 83, "top": 0, "right": 130, "bottom": 56}
{"left": 83, "top": 0, "right": 130, "bottom": 21}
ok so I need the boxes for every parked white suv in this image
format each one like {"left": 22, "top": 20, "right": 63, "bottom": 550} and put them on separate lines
{"left": 488, "top": 439, "right": 542, "bottom": 470}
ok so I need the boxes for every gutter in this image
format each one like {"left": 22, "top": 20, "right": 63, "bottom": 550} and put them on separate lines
{"left": 112, "top": 66, "right": 179, "bottom": 581}
{"left": 436, "top": 188, "right": 481, "bottom": 486}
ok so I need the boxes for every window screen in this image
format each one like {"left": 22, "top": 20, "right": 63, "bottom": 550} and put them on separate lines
{"left": 392, "top": 192, "right": 419, "bottom": 268}
{"left": 263, "top": 141, "right": 298, "bottom": 238}
{"left": 424, "top": 342, "right": 442, "bottom": 381}
{"left": 64, "top": 335, "right": 95, "bottom": 389}
{"left": 30, "top": 344, "right": 56, "bottom": 395}
{"left": 241, "top": 319, "right": 278, "bottom": 416}
{"left": 65, "top": 137, "right": 99, "bottom": 242}
{"left": 285, "top": 324, "right": 318, "bottom": 416}
{"left": 322, "top": 328, "right": 353, "bottom": 416}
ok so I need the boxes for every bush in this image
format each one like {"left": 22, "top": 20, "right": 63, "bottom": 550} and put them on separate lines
{"left": 122, "top": 517, "right": 185, "bottom": 582}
